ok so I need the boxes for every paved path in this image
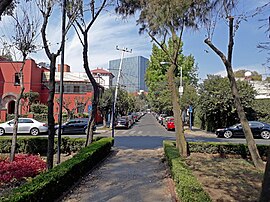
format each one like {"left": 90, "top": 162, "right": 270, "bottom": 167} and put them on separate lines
{"left": 60, "top": 114, "right": 177, "bottom": 202}
{"left": 60, "top": 149, "right": 176, "bottom": 202}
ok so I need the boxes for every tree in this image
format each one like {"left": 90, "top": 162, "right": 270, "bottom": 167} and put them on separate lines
{"left": 99, "top": 88, "right": 113, "bottom": 127}
{"left": 116, "top": 0, "right": 209, "bottom": 157}
{"left": 251, "top": 2, "right": 270, "bottom": 199}
{"left": 146, "top": 42, "right": 198, "bottom": 115}
{"left": 5, "top": 2, "right": 40, "bottom": 161}
{"left": 66, "top": 0, "right": 108, "bottom": 146}
{"left": 204, "top": 0, "right": 265, "bottom": 170}
{"left": 22, "top": 91, "right": 39, "bottom": 112}
{"left": 254, "top": 2, "right": 270, "bottom": 67}
{"left": 234, "top": 70, "right": 262, "bottom": 81}
{"left": 197, "top": 75, "right": 256, "bottom": 131}
{"left": 56, "top": 97, "right": 76, "bottom": 120}
{"left": 36, "top": 0, "right": 76, "bottom": 169}
{"left": 0, "top": 0, "right": 13, "bottom": 17}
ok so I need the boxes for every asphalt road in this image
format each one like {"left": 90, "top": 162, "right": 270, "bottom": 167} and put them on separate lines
{"left": 35, "top": 113, "right": 270, "bottom": 146}
{"left": 106, "top": 113, "right": 270, "bottom": 147}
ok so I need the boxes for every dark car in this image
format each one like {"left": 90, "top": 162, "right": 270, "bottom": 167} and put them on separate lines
{"left": 55, "top": 118, "right": 95, "bottom": 134}
{"left": 216, "top": 121, "right": 270, "bottom": 139}
{"left": 114, "top": 116, "right": 130, "bottom": 129}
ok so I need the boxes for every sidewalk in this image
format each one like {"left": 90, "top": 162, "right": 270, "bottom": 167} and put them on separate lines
{"left": 60, "top": 148, "right": 177, "bottom": 202}
{"left": 184, "top": 126, "right": 216, "bottom": 138}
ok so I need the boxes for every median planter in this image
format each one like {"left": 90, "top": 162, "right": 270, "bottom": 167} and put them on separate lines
{"left": 0, "top": 138, "right": 113, "bottom": 202}
{"left": 163, "top": 140, "right": 212, "bottom": 202}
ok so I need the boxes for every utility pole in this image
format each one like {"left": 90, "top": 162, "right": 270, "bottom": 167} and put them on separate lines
{"left": 111, "top": 46, "right": 132, "bottom": 138}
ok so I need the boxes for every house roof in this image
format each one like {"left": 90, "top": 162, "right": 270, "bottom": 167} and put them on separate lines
{"left": 43, "top": 72, "right": 90, "bottom": 82}
{"left": 91, "top": 68, "right": 114, "bottom": 77}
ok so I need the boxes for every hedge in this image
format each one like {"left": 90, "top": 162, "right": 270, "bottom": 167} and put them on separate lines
{"left": 188, "top": 142, "right": 269, "bottom": 159}
{"left": 0, "top": 137, "right": 113, "bottom": 202}
{"left": 0, "top": 137, "right": 92, "bottom": 154}
{"left": 163, "top": 141, "right": 212, "bottom": 202}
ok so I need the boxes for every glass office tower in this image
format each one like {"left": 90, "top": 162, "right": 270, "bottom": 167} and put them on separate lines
{"left": 108, "top": 56, "right": 149, "bottom": 93}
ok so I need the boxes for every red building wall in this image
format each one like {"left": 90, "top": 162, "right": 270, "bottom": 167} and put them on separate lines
{"left": 0, "top": 59, "right": 102, "bottom": 123}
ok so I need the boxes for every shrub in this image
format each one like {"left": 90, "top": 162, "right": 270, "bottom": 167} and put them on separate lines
{"left": 1, "top": 138, "right": 113, "bottom": 202}
{"left": 0, "top": 154, "right": 46, "bottom": 183}
{"left": 163, "top": 141, "right": 212, "bottom": 202}
{"left": 30, "top": 103, "right": 48, "bottom": 114}
{"left": 188, "top": 142, "right": 269, "bottom": 159}
{"left": 0, "top": 137, "right": 86, "bottom": 154}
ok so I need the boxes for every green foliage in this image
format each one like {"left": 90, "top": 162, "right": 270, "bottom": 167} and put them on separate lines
{"left": 180, "top": 84, "right": 198, "bottom": 109}
{"left": 189, "top": 142, "right": 269, "bottom": 159}
{"left": 146, "top": 42, "right": 198, "bottom": 114}
{"left": 234, "top": 70, "right": 262, "bottom": 81}
{"left": 253, "top": 99, "right": 270, "bottom": 124}
{"left": 196, "top": 75, "right": 256, "bottom": 131}
{"left": 22, "top": 92, "right": 39, "bottom": 104}
{"left": 134, "top": 92, "right": 148, "bottom": 112}
{"left": 0, "top": 137, "right": 87, "bottom": 154}
{"left": 30, "top": 103, "right": 48, "bottom": 114}
{"left": 1, "top": 138, "right": 113, "bottom": 202}
{"left": 99, "top": 88, "right": 114, "bottom": 117}
{"left": 115, "top": 88, "right": 133, "bottom": 116}
{"left": 33, "top": 114, "right": 47, "bottom": 122}
{"left": 163, "top": 141, "right": 212, "bottom": 202}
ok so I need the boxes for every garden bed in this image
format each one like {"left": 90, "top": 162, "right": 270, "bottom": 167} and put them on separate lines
{"left": 186, "top": 153, "right": 263, "bottom": 201}
{"left": 164, "top": 141, "right": 265, "bottom": 202}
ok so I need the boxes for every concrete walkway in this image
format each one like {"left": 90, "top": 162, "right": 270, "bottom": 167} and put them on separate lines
{"left": 60, "top": 148, "right": 177, "bottom": 202}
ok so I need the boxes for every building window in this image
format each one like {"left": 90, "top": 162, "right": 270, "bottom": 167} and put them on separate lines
{"left": 86, "top": 84, "right": 93, "bottom": 92}
{"left": 73, "top": 86, "right": 80, "bottom": 93}
{"left": 14, "top": 73, "right": 20, "bottom": 85}
{"left": 65, "top": 85, "right": 71, "bottom": 93}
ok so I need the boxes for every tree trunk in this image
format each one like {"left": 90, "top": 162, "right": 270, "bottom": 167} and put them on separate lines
{"left": 82, "top": 32, "right": 100, "bottom": 146}
{"left": 167, "top": 64, "right": 187, "bottom": 157}
{"left": 204, "top": 17, "right": 264, "bottom": 170}
{"left": 0, "top": 0, "right": 12, "bottom": 16}
{"left": 259, "top": 148, "right": 270, "bottom": 201}
{"left": 102, "top": 112, "right": 107, "bottom": 127}
{"left": 46, "top": 54, "right": 57, "bottom": 170}
{"left": 10, "top": 62, "right": 25, "bottom": 161}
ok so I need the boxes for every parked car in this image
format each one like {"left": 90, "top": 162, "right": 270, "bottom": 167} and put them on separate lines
{"left": 0, "top": 118, "right": 48, "bottom": 136}
{"left": 165, "top": 117, "right": 175, "bottom": 131}
{"left": 114, "top": 116, "right": 130, "bottom": 129}
{"left": 158, "top": 114, "right": 167, "bottom": 124}
{"left": 216, "top": 121, "right": 270, "bottom": 139}
{"left": 55, "top": 118, "right": 95, "bottom": 134}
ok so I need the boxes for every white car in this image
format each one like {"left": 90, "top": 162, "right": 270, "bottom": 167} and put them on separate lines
{"left": 0, "top": 118, "right": 48, "bottom": 136}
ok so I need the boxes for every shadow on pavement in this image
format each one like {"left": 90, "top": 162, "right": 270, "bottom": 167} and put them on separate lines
{"left": 114, "top": 136, "right": 176, "bottom": 150}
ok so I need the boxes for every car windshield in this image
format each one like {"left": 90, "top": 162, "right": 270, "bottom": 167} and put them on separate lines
{"left": 231, "top": 124, "right": 241, "bottom": 128}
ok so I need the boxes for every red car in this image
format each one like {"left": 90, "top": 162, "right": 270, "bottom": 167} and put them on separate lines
{"left": 165, "top": 117, "right": 175, "bottom": 131}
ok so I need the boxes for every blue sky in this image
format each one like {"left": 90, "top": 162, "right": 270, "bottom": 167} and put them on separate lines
{"left": 1, "top": 1, "right": 269, "bottom": 80}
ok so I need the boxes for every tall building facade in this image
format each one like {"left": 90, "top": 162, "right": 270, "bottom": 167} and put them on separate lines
{"left": 108, "top": 56, "right": 149, "bottom": 93}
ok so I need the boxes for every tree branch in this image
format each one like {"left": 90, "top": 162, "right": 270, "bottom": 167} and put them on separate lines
{"left": 0, "top": 0, "right": 12, "bottom": 17}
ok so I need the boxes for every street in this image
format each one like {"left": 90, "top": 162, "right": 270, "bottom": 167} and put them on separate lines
{"left": 103, "top": 113, "right": 270, "bottom": 147}
{"left": 37, "top": 113, "right": 270, "bottom": 146}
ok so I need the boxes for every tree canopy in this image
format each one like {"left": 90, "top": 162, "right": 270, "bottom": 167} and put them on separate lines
{"left": 197, "top": 75, "right": 257, "bottom": 132}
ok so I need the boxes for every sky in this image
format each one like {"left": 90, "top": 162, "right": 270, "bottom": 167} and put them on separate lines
{"left": 0, "top": 1, "right": 269, "bottom": 80}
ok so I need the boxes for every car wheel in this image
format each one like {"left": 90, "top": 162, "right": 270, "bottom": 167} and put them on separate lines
{"left": 260, "top": 130, "right": 270, "bottom": 140}
{"left": 30, "top": 128, "right": 39, "bottom": 136}
{"left": 84, "top": 128, "right": 88, "bottom": 134}
{"left": 223, "top": 130, "right": 233, "bottom": 138}
{"left": 0, "top": 128, "right": 5, "bottom": 136}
